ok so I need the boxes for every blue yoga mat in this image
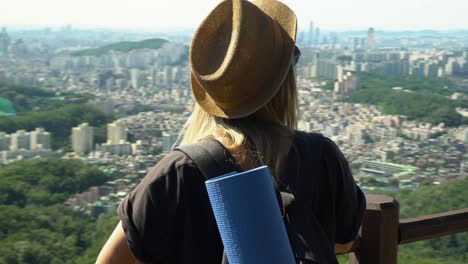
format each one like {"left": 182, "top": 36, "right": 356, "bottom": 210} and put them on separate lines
{"left": 205, "top": 166, "right": 295, "bottom": 264}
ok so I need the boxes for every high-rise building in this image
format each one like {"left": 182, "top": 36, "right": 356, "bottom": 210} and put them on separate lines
{"left": 130, "top": 68, "right": 139, "bottom": 89}
{"left": 30, "top": 128, "right": 51, "bottom": 150}
{"left": 172, "top": 67, "right": 181, "bottom": 82}
{"left": 164, "top": 67, "right": 172, "bottom": 88}
{"left": 308, "top": 21, "right": 315, "bottom": 44}
{"left": 0, "top": 27, "right": 10, "bottom": 55}
{"left": 367, "top": 27, "right": 376, "bottom": 50}
{"left": 107, "top": 121, "right": 127, "bottom": 145}
{"left": 162, "top": 132, "right": 178, "bottom": 153}
{"left": 331, "top": 33, "right": 338, "bottom": 46}
{"left": 314, "top": 28, "right": 320, "bottom": 46}
{"left": 0, "top": 132, "right": 10, "bottom": 151}
{"left": 316, "top": 59, "right": 339, "bottom": 80}
{"left": 347, "top": 124, "right": 370, "bottom": 146}
{"left": 445, "top": 58, "right": 457, "bottom": 75}
{"left": 424, "top": 62, "right": 438, "bottom": 77}
{"left": 333, "top": 72, "right": 362, "bottom": 99}
{"left": 298, "top": 32, "right": 305, "bottom": 45}
{"left": 353, "top": 38, "right": 360, "bottom": 49}
{"left": 10, "top": 130, "right": 30, "bottom": 151}
{"left": 72, "top": 123, "right": 94, "bottom": 155}
{"left": 463, "top": 129, "right": 468, "bottom": 143}
{"left": 99, "top": 121, "right": 131, "bottom": 156}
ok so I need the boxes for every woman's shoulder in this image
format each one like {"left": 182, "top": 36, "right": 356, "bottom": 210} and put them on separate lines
{"left": 141, "top": 150, "right": 198, "bottom": 185}
{"left": 292, "top": 130, "right": 349, "bottom": 172}
{"left": 293, "top": 130, "right": 339, "bottom": 152}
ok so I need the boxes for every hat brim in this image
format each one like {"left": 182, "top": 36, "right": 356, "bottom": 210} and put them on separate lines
{"left": 192, "top": 0, "right": 297, "bottom": 119}
{"left": 253, "top": 0, "right": 297, "bottom": 42}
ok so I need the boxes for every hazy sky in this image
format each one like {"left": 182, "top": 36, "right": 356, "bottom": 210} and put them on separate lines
{"left": 2, "top": 0, "right": 468, "bottom": 31}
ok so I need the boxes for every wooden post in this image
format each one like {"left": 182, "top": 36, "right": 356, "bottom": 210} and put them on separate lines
{"left": 349, "top": 195, "right": 399, "bottom": 264}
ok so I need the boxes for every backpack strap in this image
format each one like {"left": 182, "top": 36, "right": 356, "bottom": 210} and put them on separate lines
{"left": 175, "top": 139, "right": 239, "bottom": 180}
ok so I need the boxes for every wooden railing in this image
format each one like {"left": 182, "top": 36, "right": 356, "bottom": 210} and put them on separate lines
{"left": 344, "top": 195, "right": 468, "bottom": 264}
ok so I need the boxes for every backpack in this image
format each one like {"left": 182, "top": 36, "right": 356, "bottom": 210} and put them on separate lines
{"left": 175, "top": 134, "right": 338, "bottom": 264}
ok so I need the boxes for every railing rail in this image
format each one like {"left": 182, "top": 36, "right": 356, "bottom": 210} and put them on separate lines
{"left": 399, "top": 208, "right": 468, "bottom": 244}
{"left": 347, "top": 195, "right": 468, "bottom": 264}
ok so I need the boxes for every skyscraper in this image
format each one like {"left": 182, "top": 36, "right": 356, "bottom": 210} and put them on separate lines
{"left": 298, "top": 32, "right": 305, "bottom": 45}
{"left": 367, "top": 27, "right": 376, "bottom": 50}
{"left": 72, "top": 123, "right": 94, "bottom": 155}
{"left": 10, "top": 130, "right": 30, "bottom": 151}
{"left": 107, "top": 121, "right": 128, "bottom": 145}
{"left": 353, "top": 37, "right": 360, "bottom": 49}
{"left": 130, "top": 68, "right": 139, "bottom": 89}
{"left": 162, "top": 132, "right": 178, "bottom": 153}
{"left": 0, "top": 27, "right": 10, "bottom": 55}
{"left": 308, "top": 21, "right": 315, "bottom": 45}
{"left": 0, "top": 132, "right": 10, "bottom": 151}
{"left": 30, "top": 128, "right": 51, "bottom": 150}
{"left": 315, "top": 28, "right": 321, "bottom": 46}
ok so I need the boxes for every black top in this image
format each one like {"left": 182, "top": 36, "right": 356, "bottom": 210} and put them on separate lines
{"left": 118, "top": 132, "right": 366, "bottom": 264}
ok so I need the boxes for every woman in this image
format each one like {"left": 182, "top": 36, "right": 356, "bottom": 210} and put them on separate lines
{"left": 97, "top": 0, "right": 366, "bottom": 263}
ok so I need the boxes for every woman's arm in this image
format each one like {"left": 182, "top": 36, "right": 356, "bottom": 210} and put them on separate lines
{"left": 96, "top": 221, "right": 142, "bottom": 264}
{"left": 321, "top": 137, "right": 366, "bottom": 253}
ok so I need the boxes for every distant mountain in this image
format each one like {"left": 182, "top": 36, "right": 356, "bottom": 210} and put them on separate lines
{"left": 71, "top": 38, "right": 169, "bottom": 56}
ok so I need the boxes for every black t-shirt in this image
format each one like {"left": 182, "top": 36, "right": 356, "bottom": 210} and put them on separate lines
{"left": 118, "top": 131, "right": 366, "bottom": 264}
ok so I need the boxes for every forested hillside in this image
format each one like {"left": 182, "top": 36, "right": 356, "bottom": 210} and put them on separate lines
{"left": 346, "top": 73, "right": 468, "bottom": 126}
{"left": 0, "top": 84, "right": 114, "bottom": 149}
{"left": 0, "top": 158, "right": 115, "bottom": 264}
{"left": 396, "top": 178, "right": 468, "bottom": 263}
{"left": 1, "top": 157, "right": 466, "bottom": 263}
{"left": 0, "top": 84, "right": 92, "bottom": 113}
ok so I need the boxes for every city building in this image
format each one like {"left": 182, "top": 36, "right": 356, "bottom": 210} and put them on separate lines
{"left": 0, "top": 132, "right": 10, "bottom": 151}
{"left": 308, "top": 21, "right": 314, "bottom": 45}
{"left": 0, "top": 27, "right": 10, "bottom": 55}
{"left": 333, "top": 72, "right": 361, "bottom": 99}
{"left": 360, "top": 159, "right": 418, "bottom": 179}
{"left": 30, "top": 127, "right": 51, "bottom": 150}
{"left": 96, "top": 121, "right": 135, "bottom": 156}
{"left": 367, "top": 27, "right": 376, "bottom": 50}
{"left": 1, "top": 148, "right": 59, "bottom": 164}
{"left": 162, "top": 132, "right": 179, "bottom": 153}
{"left": 130, "top": 68, "right": 139, "bottom": 89}
{"left": 316, "top": 59, "right": 339, "bottom": 80}
{"left": 10, "top": 130, "right": 30, "bottom": 151}
{"left": 99, "top": 141, "right": 132, "bottom": 156}
{"left": 72, "top": 123, "right": 94, "bottom": 155}
{"left": 314, "top": 28, "right": 320, "bottom": 46}
{"left": 107, "top": 121, "right": 128, "bottom": 145}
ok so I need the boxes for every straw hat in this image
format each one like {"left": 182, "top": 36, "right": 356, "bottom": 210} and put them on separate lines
{"left": 190, "top": 0, "right": 297, "bottom": 119}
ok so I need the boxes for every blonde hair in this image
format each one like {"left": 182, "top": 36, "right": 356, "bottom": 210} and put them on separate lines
{"left": 180, "top": 66, "right": 298, "bottom": 179}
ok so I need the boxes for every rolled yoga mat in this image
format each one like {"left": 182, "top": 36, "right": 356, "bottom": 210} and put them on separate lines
{"left": 205, "top": 166, "right": 295, "bottom": 264}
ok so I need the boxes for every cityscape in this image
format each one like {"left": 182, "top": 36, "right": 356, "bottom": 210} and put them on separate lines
{"left": 0, "top": 9, "right": 467, "bottom": 264}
